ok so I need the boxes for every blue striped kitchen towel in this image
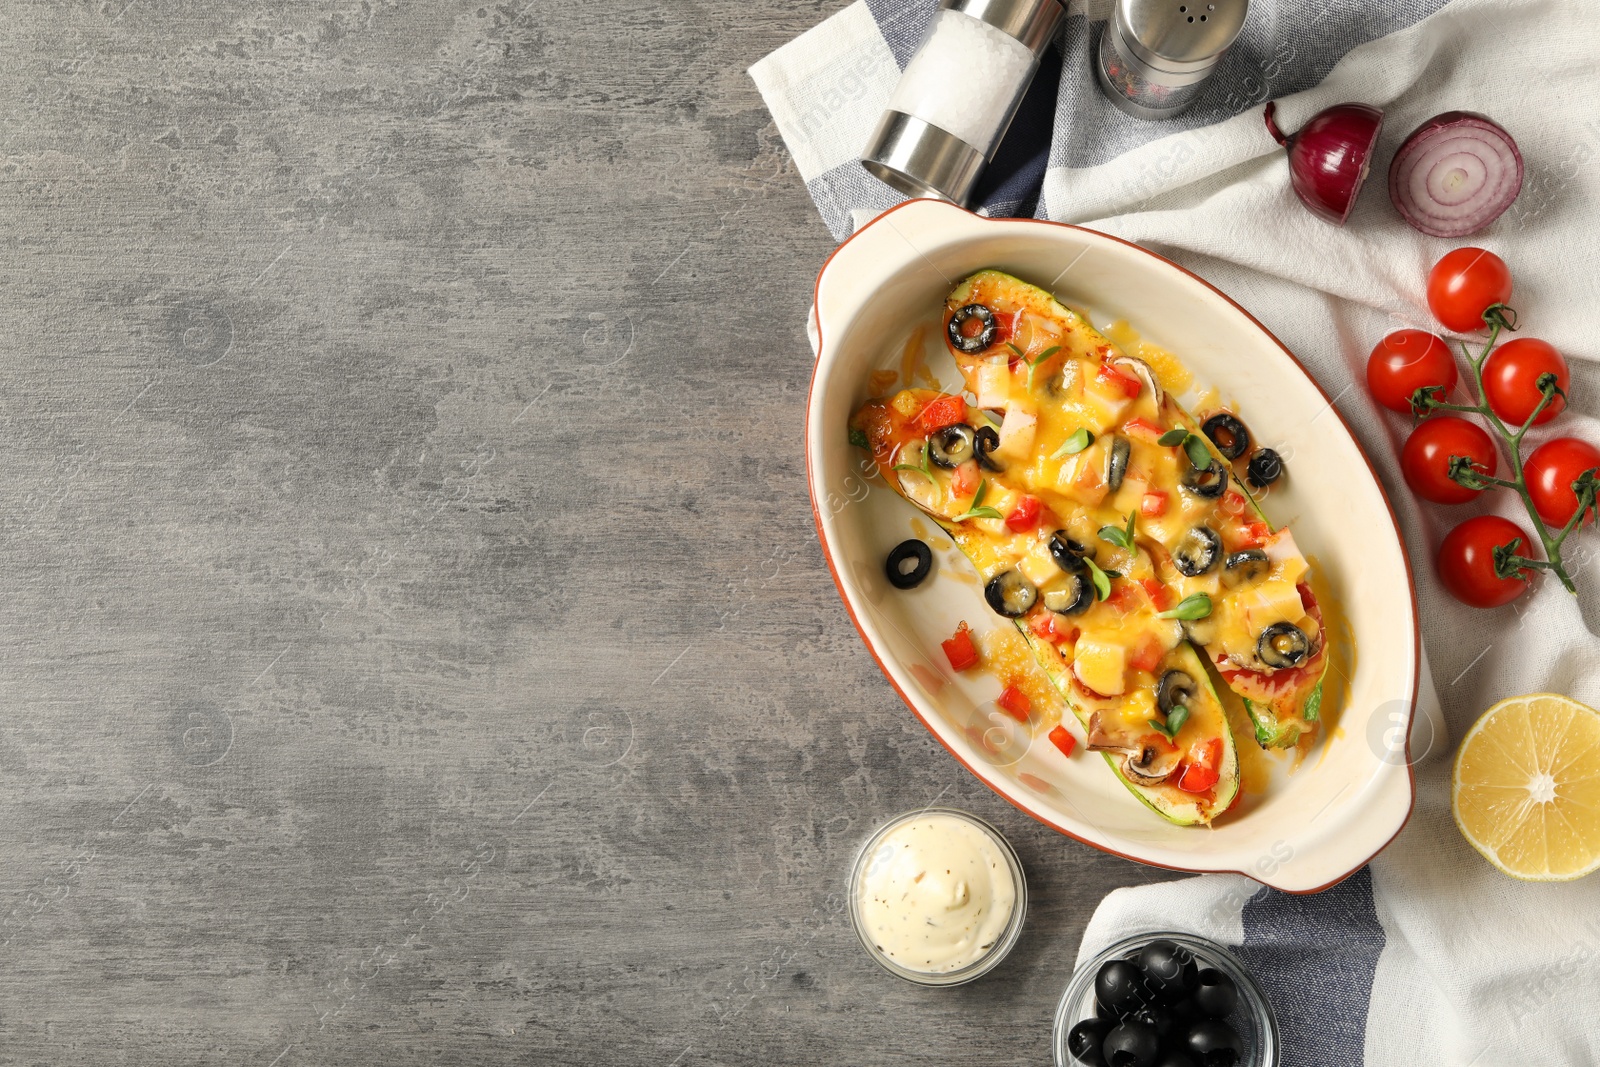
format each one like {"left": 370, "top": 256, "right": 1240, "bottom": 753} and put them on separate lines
{"left": 754, "top": 2, "right": 1600, "bottom": 1065}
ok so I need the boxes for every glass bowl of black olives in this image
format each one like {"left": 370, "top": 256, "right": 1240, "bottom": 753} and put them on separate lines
{"left": 1052, "top": 932, "right": 1278, "bottom": 1067}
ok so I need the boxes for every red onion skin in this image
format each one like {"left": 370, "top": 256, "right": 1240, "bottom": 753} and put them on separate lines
{"left": 1389, "top": 111, "right": 1524, "bottom": 238}
{"left": 1265, "top": 101, "right": 1385, "bottom": 226}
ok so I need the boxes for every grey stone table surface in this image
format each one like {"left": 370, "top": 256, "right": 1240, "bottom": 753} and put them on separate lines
{"left": 0, "top": 2, "right": 1178, "bottom": 1063}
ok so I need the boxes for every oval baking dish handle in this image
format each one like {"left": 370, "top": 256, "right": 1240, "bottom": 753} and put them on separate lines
{"left": 811, "top": 199, "right": 993, "bottom": 360}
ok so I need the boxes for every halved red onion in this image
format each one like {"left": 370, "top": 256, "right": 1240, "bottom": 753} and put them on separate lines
{"left": 1388, "top": 112, "right": 1523, "bottom": 238}
{"left": 1265, "top": 101, "right": 1385, "bottom": 226}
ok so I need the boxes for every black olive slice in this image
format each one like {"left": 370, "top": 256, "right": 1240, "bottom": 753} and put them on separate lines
{"left": 1247, "top": 447, "right": 1284, "bottom": 488}
{"left": 1155, "top": 670, "right": 1195, "bottom": 715}
{"left": 1222, "top": 548, "right": 1270, "bottom": 588}
{"left": 984, "top": 569, "right": 1037, "bottom": 618}
{"left": 974, "top": 425, "right": 1004, "bottom": 472}
{"left": 1257, "top": 622, "right": 1310, "bottom": 668}
{"left": 1048, "top": 529, "right": 1094, "bottom": 572}
{"left": 1173, "top": 526, "right": 1222, "bottom": 577}
{"left": 1105, "top": 434, "right": 1131, "bottom": 491}
{"left": 927, "top": 424, "right": 976, "bottom": 468}
{"left": 1043, "top": 574, "right": 1093, "bottom": 617}
{"left": 946, "top": 304, "right": 998, "bottom": 354}
{"left": 884, "top": 539, "right": 932, "bottom": 589}
{"left": 1181, "top": 453, "right": 1229, "bottom": 499}
{"left": 1201, "top": 413, "right": 1252, "bottom": 461}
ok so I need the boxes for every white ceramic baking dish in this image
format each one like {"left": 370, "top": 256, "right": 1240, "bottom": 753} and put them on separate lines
{"left": 806, "top": 198, "right": 1418, "bottom": 893}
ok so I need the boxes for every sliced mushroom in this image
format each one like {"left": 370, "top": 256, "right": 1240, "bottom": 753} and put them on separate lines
{"left": 1110, "top": 355, "right": 1163, "bottom": 406}
{"left": 1173, "top": 526, "right": 1222, "bottom": 577}
{"left": 1258, "top": 622, "right": 1311, "bottom": 668}
{"left": 1123, "top": 741, "right": 1183, "bottom": 785}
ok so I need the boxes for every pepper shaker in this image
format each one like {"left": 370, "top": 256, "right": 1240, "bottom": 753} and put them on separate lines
{"left": 861, "top": 0, "right": 1066, "bottom": 207}
{"left": 1096, "top": 0, "right": 1249, "bottom": 120}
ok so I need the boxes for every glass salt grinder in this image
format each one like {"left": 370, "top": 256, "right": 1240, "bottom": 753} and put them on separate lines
{"left": 1096, "top": 0, "right": 1249, "bottom": 120}
{"left": 860, "top": 0, "right": 1066, "bottom": 207}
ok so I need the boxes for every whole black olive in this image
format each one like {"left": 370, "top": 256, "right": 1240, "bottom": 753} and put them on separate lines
{"left": 928, "top": 423, "right": 977, "bottom": 468}
{"left": 1257, "top": 622, "right": 1311, "bottom": 669}
{"left": 1102, "top": 1020, "right": 1161, "bottom": 1067}
{"left": 1183, "top": 1019, "right": 1243, "bottom": 1067}
{"left": 1201, "top": 413, "right": 1252, "bottom": 461}
{"left": 1106, "top": 435, "right": 1132, "bottom": 491}
{"left": 1137, "top": 938, "right": 1199, "bottom": 1003}
{"left": 975, "top": 425, "right": 1005, "bottom": 471}
{"left": 1128, "top": 1004, "right": 1173, "bottom": 1039}
{"left": 1044, "top": 573, "right": 1094, "bottom": 617}
{"left": 1246, "top": 447, "right": 1284, "bottom": 489}
{"left": 1094, "top": 959, "right": 1154, "bottom": 1018}
{"left": 947, "top": 303, "right": 998, "bottom": 354}
{"left": 884, "top": 539, "right": 932, "bottom": 589}
{"left": 1180, "top": 454, "right": 1228, "bottom": 499}
{"left": 1221, "top": 549, "right": 1269, "bottom": 589}
{"left": 1050, "top": 529, "right": 1095, "bottom": 571}
{"left": 984, "top": 569, "right": 1038, "bottom": 618}
{"left": 1168, "top": 996, "right": 1203, "bottom": 1029}
{"left": 1153, "top": 1052, "right": 1197, "bottom": 1067}
{"left": 1173, "top": 526, "right": 1222, "bottom": 577}
{"left": 1154, "top": 672, "right": 1195, "bottom": 718}
{"left": 1067, "top": 1018, "right": 1114, "bottom": 1066}
{"left": 1193, "top": 968, "right": 1238, "bottom": 1018}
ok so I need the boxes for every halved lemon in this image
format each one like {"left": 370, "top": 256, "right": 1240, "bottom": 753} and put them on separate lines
{"left": 1452, "top": 693, "right": 1600, "bottom": 882}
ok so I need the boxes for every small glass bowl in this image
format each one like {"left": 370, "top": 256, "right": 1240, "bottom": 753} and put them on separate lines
{"left": 1052, "top": 931, "right": 1279, "bottom": 1067}
{"left": 848, "top": 807, "right": 1028, "bottom": 986}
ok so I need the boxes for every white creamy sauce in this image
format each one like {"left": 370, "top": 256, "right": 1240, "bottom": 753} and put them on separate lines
{"left": 857, "top": 815, "right": 1016, "bottom": 973}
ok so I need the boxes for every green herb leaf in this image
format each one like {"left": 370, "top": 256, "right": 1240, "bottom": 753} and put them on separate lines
{"left": 1148, "top": 704, "right": 1191, "bottom": 741}
{"left": 1006, "top": 342, "right": 1026, "bottom": 358}
{"left": 1102, "top": 568, "right": 1123, "bottom": 579}
{"left": 1098, "top": 524, "right": 1132, "bottom": 549}
{"left": 1184, "top": 434, "right": 1213, "bottom": 472}
{"left": 1083, "top": 556, "right": 1112, "bottom": 602}
{"left": 891, "top": 444, "right": 935, "bottom": 482}
{"left": 1025, "top": 345, "right": 1062, "bottom": 391}
{"left": 1157, "top": 428, "right": 1189, "bottom": 447}
{"left": 848, "top": 428, "right": 869, "bottom": 449}
{"left": 954, "top": 479, "right": 1005, "bottom": 523}
{"left": 1302, "top": 681, "right": 1323, "bottom": 723}
{"left": 1051, "top": 428, "right": 1094, "bottom": 460}
{"left": 1158, "top": 592, "right": 1213, "bottom": 621}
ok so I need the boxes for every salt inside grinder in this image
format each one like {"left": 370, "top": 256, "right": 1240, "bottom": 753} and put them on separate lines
{"left": 1097, "top": 0, "right": 1249, "bottom": 120}
{"left": 861, "top": 0, "right": 1065, "bottom": 206}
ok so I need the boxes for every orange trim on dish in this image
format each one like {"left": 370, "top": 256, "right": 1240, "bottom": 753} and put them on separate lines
{"left": 806, "top": 199, "right": 1419, "bottom": 894}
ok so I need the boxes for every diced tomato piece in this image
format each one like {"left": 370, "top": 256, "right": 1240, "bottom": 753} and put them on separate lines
{"left": 915, "top": 395, "right": 967, "bottom": 433}
{"left": 1298, "top": 581, "right": 1317, "bottom": 612}
{"left": 1129, "top": 635, "right": 1165, "bottom": 674}
{"left": 1005, "top": 495, "right": 1042, "bottom": 532}
{"left": 1106, "top": 581, "right": 1139, "bottom": 612}
{"left": 997, "top": 685, "right": 1031, "bottom": 721}
{"left": 1221, "top": 490, "right": 1247, "bottom": 516}
{"left": 1095, "top": 362, "right": 1143, "bottom": 399}
{"left": 1124, "top": 416, "right": 1166, "bottom": 444}
{"left": 1048, "top": 725, "right": 1077, "bottom": 758}
{"left": 1139, "top": 577, "right": 1174, "bottom": 611}
{"left": 941, "top": 624, "right": 978, "bottom": 672}
{"left": 1028, "top": 611, "right": 1066, "bottom": 643}
{"left": 1178, "top": 762, "right": 1220, "bottom": 793}
{"left": 950, "top": 460, "right": 980, "bottom": 498}
{"left": 1237, "top": 521, "right": 1272, "bottom": 548}
{"left": 1141, "top": 490, "right": 1169, "bottom": 518}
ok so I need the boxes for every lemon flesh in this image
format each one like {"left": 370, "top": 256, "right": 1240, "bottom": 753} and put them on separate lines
{"left": 1452, "top": 693, "right": 1600, "bottom": 882}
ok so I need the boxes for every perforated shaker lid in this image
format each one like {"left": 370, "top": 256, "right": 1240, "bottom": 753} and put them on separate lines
{"left": 1113, "top": 0, "right": 1249, "bottom": 73}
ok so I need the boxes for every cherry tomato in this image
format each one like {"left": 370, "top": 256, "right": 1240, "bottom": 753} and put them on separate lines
{"left": 1427, "top": 248, "right": 1513, "bottom": 333}
{"left": 1436, "top": 515, "right": 1536, "bottom": 608}
{"left": 1366, "top": 330, "right": 1457, "bottom": 413}
{"left": 1399, "top": 416, "right": 1498, "bottom": 504}
{"left": 1483, "top": 338, "right": 1568, "bottom": 426}
{"left": 1524, "top": 437, "right": 1600, "bottom": 528}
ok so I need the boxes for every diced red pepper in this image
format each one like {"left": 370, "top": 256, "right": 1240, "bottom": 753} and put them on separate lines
{"left": 1124, "top": 416, "right": 1166, "bottom": 444}
{"left": 1048, "top": 725, "right": 1077, "bottom": 758}
{"left": 1221, "top": 490, "right": 1248, "bottom": 516}
{"left": 950, "top": 460, "right": 981, "bottom": 498}
{"left": 915, "top": 395, "right": 967, "bottom": 433}
{"left": 1139, "top": 577, "right": 1174, "bottom": 611}
{"left": 1140, "top": 490, "right": 1169, "bottom": 518}
{"left": 1027, "top": 611, "right": 1060, "bottom": 642}
{"left": 1129, "top": 635, "right": 1166, "bottom": 674}
{"left": 941, "top": 624, "right": 978, "bottom": 672}
{"left": 1238, "top": 521, "right": 1272, "bottom": 548}
{"left": 1095, "top": 362, "right": 1143, "bottom": 399}
{"left": 1106, "top": 581, "right": 1139, "bottom": 612}
{"left": 1005, "top": 494, "right": 1042, "bottom": 532}
{"left": 996, "top": 685, "right": 1031, "bottom": 721}
{"left": 1298, "top": 581, "right": 1317, "bottom": 612}
{"left": 1177, "top": 738, "right": 1222, "bottom": 793}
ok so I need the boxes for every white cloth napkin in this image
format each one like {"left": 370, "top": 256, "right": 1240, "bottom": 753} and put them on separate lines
{"left": 754, "top": 0, "right": 1600, "bottom": 1062}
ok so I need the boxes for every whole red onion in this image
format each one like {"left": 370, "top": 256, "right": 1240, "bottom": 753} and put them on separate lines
{"left": 1264, "top": 101, "right": 1385, "bottom": 226}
